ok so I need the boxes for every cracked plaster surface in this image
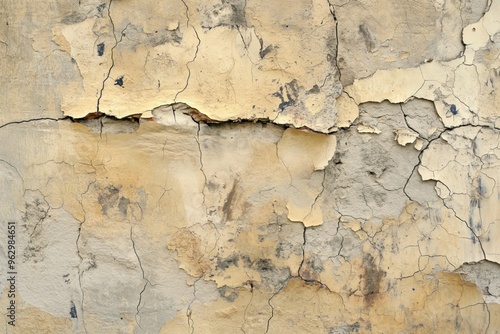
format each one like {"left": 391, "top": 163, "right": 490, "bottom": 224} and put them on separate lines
{"left": 48, "top": 0, "right": 348, "bottom": 133}
{"left": 1, "top": 0, "right": 500, "bottom": 333}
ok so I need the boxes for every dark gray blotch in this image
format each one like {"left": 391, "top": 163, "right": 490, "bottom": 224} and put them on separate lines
{"left": 70, "top": 301, "right": 77, "bottom": 318}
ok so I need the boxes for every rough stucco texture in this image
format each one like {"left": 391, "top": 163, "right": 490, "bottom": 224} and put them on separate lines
{"left": 1, "top": 0, "right": 500, "bottom": 333}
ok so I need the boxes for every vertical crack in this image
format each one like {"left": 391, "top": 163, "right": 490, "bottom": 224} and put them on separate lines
{"left": 195, "top": 123, "right": 207, "bottom": 206}
{"left": 174, "top": 0, "right": 201, "bottom": 102}
{"left": 96, "top": 0, "right": 116, "bottom": 113}
{"left": 187, "top": 278, "right": 201, "bottom": 334}
{"left": 275, "top": 131, "right": 293, "bottom": 187}
{"left": 240, "top": 283, "right": 253, "bottom": 334}
{"left": 75, "top": 216, "right": 88, "bottom": 334}
{"left": 328, "top": 1, "right": 342, "bottom": 82}
{"left": 298, "top": 226, "right": 307, "bottom": 277}
{"left": 130, "top": 226, "right": 149, "bottom": 329}
{"left": 96, "top": 0, "right": 130, "bottom": 113}
{"left": 73, "top": 180, "right": 96, "bottom": 334}
{"left": 484, "top": 302, "right": 491, "bottom": 334}
{"left": 303, "top": 169, "right": 327, "bottom": 223}
{"left": 264, "top": 282, "right": 287, "bottom": 334}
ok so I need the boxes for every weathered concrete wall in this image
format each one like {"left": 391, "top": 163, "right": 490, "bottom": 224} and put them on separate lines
{"left": 1, "top": 0, "right": 499, "bottom": 333}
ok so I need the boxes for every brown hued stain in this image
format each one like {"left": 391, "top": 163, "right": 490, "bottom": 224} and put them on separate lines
{"left": 183, "top": 107, "right": 220, "bottom": 123}
{"left": 223, "top": 182, "right": 238, "bottom": 221}
{"left": 168, "top": 229, "right": 211, "bottom": 278}
{"left": 362, "top": 253, "right": 385, "bottom": 306}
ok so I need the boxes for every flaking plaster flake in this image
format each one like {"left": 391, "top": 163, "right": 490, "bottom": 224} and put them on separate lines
{"left": 48, "top": 0, "right": 345, "bottom": 133}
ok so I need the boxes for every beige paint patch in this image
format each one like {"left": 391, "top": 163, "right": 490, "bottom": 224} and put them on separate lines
{"left": 395, "top": 128, "right": 419, "bottom": 146}
{"left": 356, "top": 124, "right": 381, "bottom": 134}
{"left": 345, "top": 67, "right": 424, "bottom": 104}
{"left": 277, "top": 128, "right": 335, "bottom": 226}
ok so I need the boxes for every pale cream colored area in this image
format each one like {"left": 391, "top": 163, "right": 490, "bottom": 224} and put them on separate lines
{"left": 277, "top": 128, "right": 336, "bottom": 227}
{"left": 346, "top": 68, "right": 424, "bottom": 104}
{"left": 335, "top": 92, "right": 360, "bottom": 129}
{"left": 395, "top": 128, "right": 419, "bottom": 146}
{"left": 356, "top": 125, "right": 381, "bottom": 134}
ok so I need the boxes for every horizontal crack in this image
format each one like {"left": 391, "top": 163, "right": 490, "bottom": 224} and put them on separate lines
{"left": 0, "top": 117, "right": 68, "bottom": 129}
